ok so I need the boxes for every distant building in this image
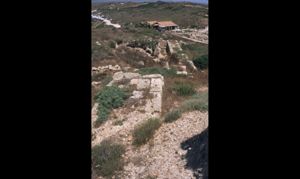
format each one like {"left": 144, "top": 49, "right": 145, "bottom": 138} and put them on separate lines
{"left": 146, "top": 21, "right": 179, "bottom": 31}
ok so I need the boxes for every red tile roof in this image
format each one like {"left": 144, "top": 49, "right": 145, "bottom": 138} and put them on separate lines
{"left": 147, "top": 21, "right": 178, "bottom": 27}
{"left": 157, "top": 21, "right": 178, "bottom": 27}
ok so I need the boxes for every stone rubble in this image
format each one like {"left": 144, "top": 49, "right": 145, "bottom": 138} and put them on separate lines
{"left": 92, "top": 64, "right": 122, "bottom": 74}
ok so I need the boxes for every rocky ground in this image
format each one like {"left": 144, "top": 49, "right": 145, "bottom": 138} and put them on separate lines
{"left": 91, "top": 57, "right": 208, "bottom": 178}
{"left": 92, "top": 71, "right": 208, "bottom": 178}
{"left": 170, "top": 27, "right": 208, "bottom": 44}
{"left": 122, "top": 111, "right": 208, "bottom": 179}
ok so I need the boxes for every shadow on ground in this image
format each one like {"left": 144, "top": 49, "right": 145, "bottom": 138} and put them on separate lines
{"left": 181, "top": 128, "right": 208, "bottom": 179}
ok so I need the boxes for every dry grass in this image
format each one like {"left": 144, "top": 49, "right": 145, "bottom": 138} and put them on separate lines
{"left": 92, "top": 139, "right": 125, "bottom": 178}
{"left": 133, "top": 118, "right": 162, "bottom": 146}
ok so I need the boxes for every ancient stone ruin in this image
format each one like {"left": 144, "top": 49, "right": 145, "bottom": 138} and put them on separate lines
{"left": 92, "top": 71, "right": 165, "bottom": 146}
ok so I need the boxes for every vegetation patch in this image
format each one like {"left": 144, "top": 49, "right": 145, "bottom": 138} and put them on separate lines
{"left": 109, "top": 41, "right": 116, "bottom": 48}
{"left": 193, "top": 55, "right": 208, "bottom": 70}
{"left": 133, "top": 118, "right": 161, "bottom": 146}
{"left": 94, "top": 86, "right": 128, "bottom": 127}
{"left": 138, "top": 67, "right": 177, "bottom": 77}
{"left": 92, "top": 139, "right": 125, "bottom": 178}
{"left": 164, "top": 92, "right": 208, "bottom": 123}
{"left": 180, "top": 92, "right": 208, "bottom": 112}
{"left": 181, "top": 43, "right": 208, "bottom": 60}
{"left": 172, "top": 82, "right": 196, "bottom": 96}
{"left": 164, "top": 109, "right": 182, "bottom": 123}
{"left": 127, "top": 39, "right": 158, "bottom": 52}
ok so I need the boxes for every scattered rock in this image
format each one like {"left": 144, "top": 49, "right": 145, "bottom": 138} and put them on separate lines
{"left": 95, "top": 41, "right": 101, "bottom": 46}
{"left": 130, "top": 90, "right": 144, "bottom": 99}
{"left": 91, "top": 81, "right": 101, "bottom": 86}
{"left": 166, "top": 40, "right": 182, "bottom": 55}
{"left": 123, "top": 72, "right": 141, "bottom": 79}
{"left": 178, "top": 65, "right": 187, "bottom": 71}
{"left": 137, "top": 61, "right": 145, "bottom": 67}
{"left": 118, "top": 85, "right": 125, "bottom": 88}
{"left": 186, "top": 60, "right": 198, "bottom": 71}
{"left": 176, "top": 71, "right": 188, "bottom": 75}
{"left": 108, "top": 71, "right": 141, "bottom": 86}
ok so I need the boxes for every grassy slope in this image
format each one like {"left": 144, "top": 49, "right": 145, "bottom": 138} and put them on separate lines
{"left": 92, "top": 2, "right": 208, "bottom": 65}
{"left": 93, "top": 2, "right": 208, "bottom": 28}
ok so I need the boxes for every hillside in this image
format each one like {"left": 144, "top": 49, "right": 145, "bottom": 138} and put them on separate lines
{"left": 91, "top": 2, "right": 208, "bottom": 179}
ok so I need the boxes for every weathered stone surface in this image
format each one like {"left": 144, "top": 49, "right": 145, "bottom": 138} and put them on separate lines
{"left": 130, "top": 90, "right": 144, "bottom": 99}
{"left": 143, "top": 74, "right": 164, "bottom": 80}
{"left": 150, "top": 78, "right": 164, "bottom": 92}
{"left": 176, "top": 71, "right": 188, "bottom": 75}
{"left": 137, "top": 60, "right": 145, "bottom": 66}
{"left": 167, "top": 40, "right": 182, "bottom": 55}
{"left": 91, "top": 81, "right": 101, "bottom": 86}
{"left": 178, "top": 65, "right": 187, "bottom": 71}
{"left": 109, "top": 72, "right": 141, "bottom": 86}
{"left": 91, "top": 103, "right": 98, "bottom": 126}
{"left": 151, "top": 91, "right": 162, "bottom": 112}
{"left": 123, "top": 72, "right": 141, "bottom": 79}
{"left": 187, "top": 60, "right": 198, "bottom": 71}
{"left": 153, "top": 39, "right": 168, "bottom": 62}
{"left": 118, "top": 84, "right": 125, "bottom": 88}
{"left": 130, "top": 78, "right": 139, "bottom": 85}
{"left": 93, "top": 64, "right": 121, "bottom": 74}
{"left": 136, "top": 78, "right": 151, "bottom": 90}
{"left": 113, "top": 71, "right": 125, "bottom": 81}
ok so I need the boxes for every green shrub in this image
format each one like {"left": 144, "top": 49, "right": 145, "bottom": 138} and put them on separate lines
{"left": 193, "top": 55, "right": 208, "bottom": 70}
{"left": 94, "top": 86, "right": 127, "bottom": 127}
{"left": 181, "top": 99, "right": 208, "bottom": 112}
{"left": 138, "top": 67, "right": 177, "bottom": 77}
{"left": 181, "top": 92, "right": 208, "bottom": 112}
{"left": 116, "top": 39, "right": 123, "bottom": 45}
{"left": 172, "top": 82, "right": 196, "bottom": 96}
{"left": 95, "top": 106, "right": 110, "bottom": 127}
{"left": 95, "top": 23, "right": 104, "bottom": 29}
{"left": 92, "top": 139, "right": 125, "bottom": 177}
{"left": 109, "top": 41, "right": 116, "bottom": 48}
{"left": 133, "top": 118, "right": 161, "bottom": 146}
{"left": 127, "top": 39, "right": 158, "bottom": 51}
{"left": 164, "top": 109, "right": 182, "bottom": 123}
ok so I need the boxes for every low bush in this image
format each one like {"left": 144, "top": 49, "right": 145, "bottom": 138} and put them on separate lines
{"left": 109, "top": 41, "right": 116, "bottom": 48}
{"left": 181, "top": 92, "right": 208, "bottom": 112}
{"left": 164, "top": 92, "right": 208, "bottom": 123}
{"left": 193, "top": 55, "right": 208, "bottom": 70}
{"left": 133, "top": 118, "right": 161, "bottom": 146}
{"left": 92, "top": 139, "right": 125, "bottom": 177}
{"left": 116, "top": 39, "right": 123, "bottom": 45}
{"left": 138, "top": 67, "right": 177, "bottom": 77}
{"left": 172, "top": 82, "right": 196, "bottom": 96}
{"left": 164, "top": 109, "right": 182, "bottom": 123}
{"left": 127, "top": 39, "right": 158, "bottom": 51}
{"left": 94, "top": 86, "right": 127, "bottom": 127}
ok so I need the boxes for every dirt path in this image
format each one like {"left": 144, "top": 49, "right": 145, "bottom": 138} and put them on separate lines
{"left": 121, "top": 111, "right": 208, "bottom": 179}
{"left": 170, "top": 33, "right": 208, "bottom": 44}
